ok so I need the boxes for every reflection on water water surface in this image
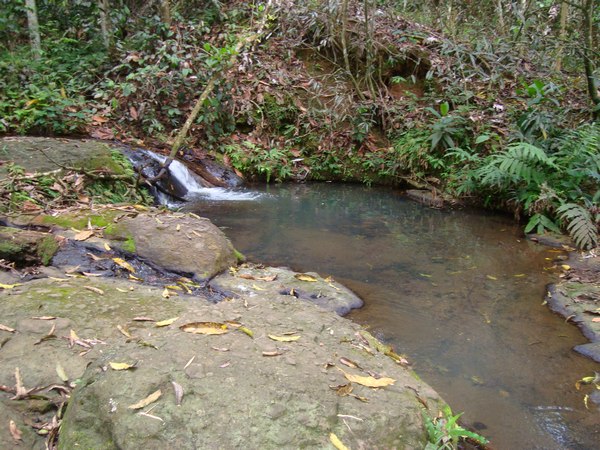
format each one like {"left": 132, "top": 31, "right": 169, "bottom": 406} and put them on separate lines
{"left": 188, "top": 183, "right": 600, "bottom": 449}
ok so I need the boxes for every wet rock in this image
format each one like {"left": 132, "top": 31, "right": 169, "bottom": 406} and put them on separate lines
{"left": 210, "top": 264, "right": 364, "bottom": 315}
{"left": 0, "top": 226, "right": 59, "bottom": 267}
{"left": 405, "top": 189, "right": 445, "bottom": 208}
{"left": 0, "top": 277, "right": 445, "bottom": 449}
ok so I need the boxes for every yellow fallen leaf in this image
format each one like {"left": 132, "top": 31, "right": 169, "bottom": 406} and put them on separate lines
{"left": 129, "top": 274, "right": 143, "bottom": 281}
{"left": 513, "top": 274, "right": 526, "bottom": 278}
{"left": 561, "top": 264, "right": 571, "bottom": 270}
{"left": 104, "top": 243, "right": 112, "bottom": 251}
{"left": 113, "top": 258, "right": 135, "bottom": 273}
{"left": 117, "top": 325, "right": 132, "bottom": 338}
{"left": 84, "top": 286, "right": 104, "bottom": 295}
{"left": 109, "top": 362, "right": 136, "bottom": 371}
{"left": 294, "top": 273, "right": 318, "bottom": 282}
{"left": 128, "top": 389, "right": 162, "bottom": 410}
{"left": 133, "top": 204, "right": 148, "bottom": 211}
{"left": 56, "top": 363, "right": 69, "bottom": 382}
{"left": 179, "top": 322, "right": 228, "bottom": 335}
{"left": 486, "top": 275, "right": 497, "bottom": 280}
{"left": 329, "top": 433, "right": 349, "bottom": 450}
{"left": 419, "top": 273, "right": 432, "bottom": 278}
{"left": 0, "top": 283, "right": 22, "bottom": 290}
{"left": 268, "top": 334, "right": 300, "bottom": 342}
{"left": 165, "top": 285, "right": 182, "bottom": 291}
{"left": 155, "top": 317, "right": 179, "bottom": 327}
{"left": 252, "top": 283, "right": 266, "bottom": 291}
{"left": 339, "top": 369, "right": 395, "bottom": 388}
{"left": 74, "top": 229, "right": 94, "bottom": 241}
{"left": 238, "top": 326, "right": 254, "bottom": 338}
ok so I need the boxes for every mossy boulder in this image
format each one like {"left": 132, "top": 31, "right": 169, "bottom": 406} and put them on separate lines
{"left": 0, "top": 226, "right": 59, "bottom": 266}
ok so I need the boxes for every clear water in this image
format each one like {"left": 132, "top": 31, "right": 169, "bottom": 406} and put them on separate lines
{"left": 187, "top": 183, "right": 600, "bottom": 449}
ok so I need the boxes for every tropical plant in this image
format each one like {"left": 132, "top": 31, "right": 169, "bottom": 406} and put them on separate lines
{"left": 423, "top": 406, "right": 488, "bottom": 450}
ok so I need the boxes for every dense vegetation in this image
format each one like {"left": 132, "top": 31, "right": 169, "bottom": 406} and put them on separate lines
{"left": 0, "top": 0, "right": 598, "bottom": 249}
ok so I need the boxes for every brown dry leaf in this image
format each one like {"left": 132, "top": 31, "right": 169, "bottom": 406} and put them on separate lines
{"left": 155, "top": 317, "right": 179, "bottom": 327}
{"left": 339, "top": 369, "right": 395, "bottom": 388}
{"left": 84, "top": 286, "right": 104, "bottom": 295}
{"left": 179, "top": 322, "right": 228, "bottom": 335}
{"left": 0, "top": 323, "right": 16, "bottom": 333}
{"left": 329, "top": 433, "right": 349, "bottom": 450}
{"left": 34, "top": 323, "right": 56, "bottom": 345}
{"left": 339, "top": 357, "right": 360, "bottom": 369}
{"left": 256, "top": 274, "right": 277, "bottom": 282}
{"left": 73, "top": 229, "right": 94, "bottom": 241}
{"left": 9, "top": 420, "right": 22, "bottom": 442}
{"left": 294, "top": 273, "right": 318, "bottom": 282}
{"left": 128, "top": 389, "right": 162, "bottom": 410}
{"left": 330, "top": 383, "right": 354, "bottom": 396}
{"left": 172, "top": 381, "right": 184, "bottom": 406}
{"left": 237, "top": 273, "right": 256, "bottom": 280}
{"left": 113, "top": 258, "right": 136, "bottom": 273}
{"left": 262, "top": 350, "right": 283, "bottom": 357}
{"left": 109, "top": 362, "right": 136, "bottom": 371}
{"left": 268, "top": 334, "right": 300, "bottom": 342}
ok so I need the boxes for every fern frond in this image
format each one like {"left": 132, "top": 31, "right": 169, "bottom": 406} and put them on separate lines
{"left": 557, "top": 203, "right": 599, "bottom": 250}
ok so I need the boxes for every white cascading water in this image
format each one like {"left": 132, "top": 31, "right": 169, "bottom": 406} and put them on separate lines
{"left": 144, "top": 150, "right": 260, "bottom": 202}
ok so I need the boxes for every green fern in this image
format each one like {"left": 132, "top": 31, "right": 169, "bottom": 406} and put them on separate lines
{"left": 557, "top": 203, "right": 599, "bottom": 250}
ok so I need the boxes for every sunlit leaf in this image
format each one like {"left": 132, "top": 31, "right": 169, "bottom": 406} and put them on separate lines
{"left": 56, "top": 363, "right": 69, "bottom": 382}
{"left": 0, "top": 323, "right": 16, "bottom": 333}
{"left": 9, "top": 420, "right": 22, "bottom": 442}
{"left": 128, "top": 389, "right": 162, "bottom": 410}
{"left": 104, "top": 243, "right": 112, "bottom": 251}
{"left": 73, "top": 229, "right": 94, "bottom": 241}
{"left": 294, "top": 273, "right": 318, "bottom": 282}
{"left": 339, "top": 369, "right": 395, "bottom": 388}
{"left": 419, "top": 273, "right": 432, "bottom": 278}
{"left": 268, "top": 334, "right": 300, "bottom": 342}
{"left": 252, "top": 283, "right": 266, "bottom": 291}
{"left": 329, "top": 433, "right": 349, "bottom": 450}
{"left": 84, "top": 286, "right": 104, "bottom": 295}
{"left": 109, "top": 361, "right": 136, "bottom": 371}
{"left": 513, "top": 274, "right": 526, "bottom": 278}
{"left": 238, "top": 326, "right": 254, "bottom": 338}
{"left": 486, "top": 275, "right": 497, "bottom": 280}
{"left": 155, "top": 317, "right": 179, "bottom": 327}
{"left": 561, "top": 264, "right": 571, "bottom": 270}
{"left": 179, "top": 322, "right": 228, "bottom": 335}
{"left": 113, "top": 258, "right": 136, "bottom": 273}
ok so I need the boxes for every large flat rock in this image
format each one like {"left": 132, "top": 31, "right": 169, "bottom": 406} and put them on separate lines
{"left": 0, "top": 277, "right": 446, "bottom": 449}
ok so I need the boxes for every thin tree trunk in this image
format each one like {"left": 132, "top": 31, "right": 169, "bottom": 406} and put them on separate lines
{"left": 25, "top": 0, "right": 41, "bottom": 59}
{"left": 582, "top": 0, "right": 599, "bottom": 119}
{"left": 553, "top": 1, "right": 569, "bottom": 72}
{"left": 363, "top": 0, "right": 376, "bottom": 97}
{"left": 340, "top": 0, "right": 365, "bottom": 100}
{"left": 159, "top": 0, "right": 171, "bottom": 27}
{"left": 98, "top": 0, "right": 111, "bottom": 51}
{"left": 495, "top": 0, "right": 505, "bottom": 34}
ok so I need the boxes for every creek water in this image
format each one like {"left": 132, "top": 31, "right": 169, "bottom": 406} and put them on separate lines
{"left": 186, "top": 182, "right": 600, "bottom": 449}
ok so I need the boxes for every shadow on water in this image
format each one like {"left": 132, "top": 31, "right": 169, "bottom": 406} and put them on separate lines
{"left": 186, "top": 182, "right": 600, "bottom": 449}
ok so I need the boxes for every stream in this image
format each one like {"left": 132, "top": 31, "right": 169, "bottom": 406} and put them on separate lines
{"left": 185, "top": 182, "right": 599, "bottom": 449}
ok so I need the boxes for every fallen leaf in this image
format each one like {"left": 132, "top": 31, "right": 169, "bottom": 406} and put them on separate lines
{"left": 262, "top": 350, "right": 283, "bottom": 357}
{"left": 56, "top": 363, "right": 69, "bottom": 382}
{"left": 294, "top": 273, "right": 318, "bottom": 282}
{"left": 132, "top": 317, "right": 155, "bottom": 322}
{"left": 113, "top": 258, "right": 135, "bottom": 273}
{"left": 0, "top": 283, "right": 22, "bottom": 290}
{"left": 155, "top": 317, "right": 179, "bottom": 327}
{"left": 179, "top": 322, "right": 228, "bottom": 335}
{"left": 128, "top": 274, "right": 143, "bottom": 281}
{"left": 339, "top": 357, "right": 360, "bottom": 369}
{"left": 268, "top": 334, "right": 300, "bottom": 342}
{"left": 252, "top": 283, "right": 266, "bottom": 291}
{"left": 162, "top": 288, "right": 171, "bottom": 298}
{"left": 237, "top": 326, "right": 254, "bottom": 338}
{"left": 0, "top": 323, "right": 16, "bottom": 333}
{"left": 9, "top": 420, "right": 22, "bottom": 441}
{"left": 117, "top": 325, "right": 132, "bottom": 338}
{"left": 592, "top": 318, "right": 600, "bottom": 323}
{"left": 84, "top": 286, "right": 104, "bottom": 295}
{"left": 329, "top": 433, "right": 349, "bottom": 450}
{"left": 211, "top": 347, "right": 230, "bottom": 352}
{"left": 74, "top": 229, "right": 94, "bottom": 241}
{"left": 339, "top": 369, "right": 395, "bottom": 388}
{"left": 31, "top": 316, "right": 56, "bottom": 320}
{"left": 419, "top": 273, "right": 432, "bottom": 278}
{"left": 238, "top": 273, "right": 256, "bottom": 280}
{"left": 34, "top": 323, "right": 56, "bottom": 345}
{"left": 109, "top": 362, "right": 136, "bottom": 371}
{"left": 256, "top": 274, "right": 277, "bottom": 282}
{"left": 128, "top": 389, "right": 162, "bottom": 410}
{"left": 561, "top": 264, "right": 571, "bottom": 270}
{"left": 103, "top": 243, "right": 112, "bottom": 251}
{"left": 486, "top": 275, "right": 497, "bottom": 280}
{"left": 513, "top": 274, "right": 526, "bottom": 278}
{"left": 82, "top": 272, "right": 102, "bottom": 277}
{"left": 172, "top": 381, "right": 184, "bottom": 406}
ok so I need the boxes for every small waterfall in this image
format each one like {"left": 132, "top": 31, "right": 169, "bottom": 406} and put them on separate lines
{"left": 138, "top": 150, "right": 261, "bottom": 204}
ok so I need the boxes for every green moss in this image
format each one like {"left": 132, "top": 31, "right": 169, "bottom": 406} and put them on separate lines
{"left": 81, "top": 148, "right": 133, "bottom": 177}
{"left": 121, "top": 237, "right": 136, "bottom": 254}
{"left": 40, "top": 212, "right": 116, "bottom": 230}
{"left": 37, "top": 236, "right": 59, "bottom": 265}
{"left": 233, "top": 248, "right": 245, "bottom": 263}
{"left": 0, "top": 240, "right": 24, "bottom": 257}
